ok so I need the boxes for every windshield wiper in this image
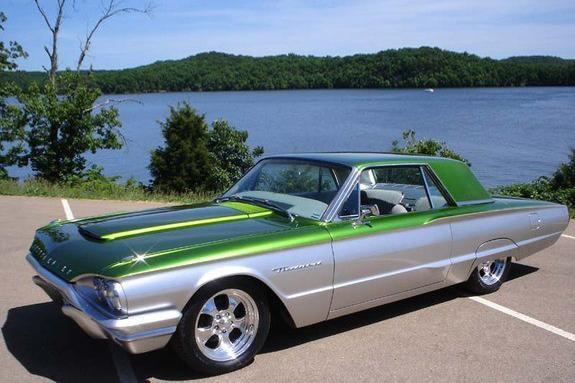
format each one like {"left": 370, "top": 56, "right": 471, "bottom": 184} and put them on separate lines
{"left": 215, "top": 195, "right": 295, "bottom": 222}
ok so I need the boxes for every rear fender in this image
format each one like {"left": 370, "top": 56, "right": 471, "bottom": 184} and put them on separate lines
{"left": 470, "top": 238, "right": 519, "bottom": 272}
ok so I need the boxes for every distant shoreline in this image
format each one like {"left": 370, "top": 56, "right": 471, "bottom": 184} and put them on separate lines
{"left": 4, "top": 47, "right": 574, "bottom": 95}
{"left": 89, "top": 85, "right": 574, "bottom": 97}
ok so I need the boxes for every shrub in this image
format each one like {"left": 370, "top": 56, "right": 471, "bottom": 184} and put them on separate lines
{"left": 149, "top": 103, "right": 263, "bottom": 193}
{"left": 493, "top": 149, "right": 575, "bottom": 217}
{"left": 392, "top": 129, "right": 471, "bottom": 165}
{"left": 208, "top": 119, "right": 263, "bottom": 190}
{"left": 149, "top": 103, "right": 215, "bottom": 193}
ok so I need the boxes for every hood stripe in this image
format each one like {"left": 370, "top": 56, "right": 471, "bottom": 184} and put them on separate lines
{"left": 100, "top": 210, "right": 272, "bottom": 240}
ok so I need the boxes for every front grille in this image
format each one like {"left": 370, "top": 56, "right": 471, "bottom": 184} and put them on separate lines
{"left": 30, "top": 239, "right": 47, "bottom": 259}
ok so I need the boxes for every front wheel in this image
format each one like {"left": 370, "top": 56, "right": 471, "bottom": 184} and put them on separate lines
{"left": 172, "top": 280, "right": 270, "bottom": 375}
{"left": 464, "top": 257, "right": 511, "bottom": 294}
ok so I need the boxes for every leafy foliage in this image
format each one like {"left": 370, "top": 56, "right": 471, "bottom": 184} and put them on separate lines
{"left": 208, "top": 119, "right": 263, "bottom": 191}
{"left": 493, "top": 149, "right": 575, "bottom": 216}
{"left": 150, "top": 103, "right": 263, "bottom": 193}
{"left": 5, "top": 48, "right": 575, "bottom": 94}
{"left": 1, "top": 73, "right": 123, "bottom": 182}
{"left": 392, "top": 129, "right": 471, "bottom": 165}
{"left": 0, "top": 11, "right": 28, "bottom": 179}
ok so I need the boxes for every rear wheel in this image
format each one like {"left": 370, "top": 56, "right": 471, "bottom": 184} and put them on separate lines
{"left": 465, "top": 257, "right": 511, "bottom": 294}
{"left": 172, "top": 280, "right": 270, "bottom": 375}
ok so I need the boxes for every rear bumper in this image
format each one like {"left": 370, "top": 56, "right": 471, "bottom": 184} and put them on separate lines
{"left": 27, "top": 253, "right": 181, "bottom": 354}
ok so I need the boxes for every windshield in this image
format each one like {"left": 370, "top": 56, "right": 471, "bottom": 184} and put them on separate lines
{"left": 223, "top": 159, "right": 352, "bottom": 220}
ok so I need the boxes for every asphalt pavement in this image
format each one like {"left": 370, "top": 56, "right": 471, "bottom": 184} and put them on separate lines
{"left": 1, "top": 195, "right": 574, "bottom": 382}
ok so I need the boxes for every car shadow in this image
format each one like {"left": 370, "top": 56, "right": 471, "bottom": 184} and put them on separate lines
{"left": 3, "top": 262, "right": 540, "bottom": 382}
{"left": 2, "top": 302, "right": 119, "bottom": 383}
{"left": 506, "top": 262, "right": 539, "bottom": 282}
{"left": 130, "top": 286, "right": 464, "bottom": 381}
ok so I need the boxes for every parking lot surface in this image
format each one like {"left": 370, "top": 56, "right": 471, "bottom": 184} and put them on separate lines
{"left": 1, "top": 195, "right": 574, "bottom": 382}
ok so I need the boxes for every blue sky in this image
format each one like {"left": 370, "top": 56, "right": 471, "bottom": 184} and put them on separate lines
{"left": 3, "top": 0, "right": 575, "bottom": 71}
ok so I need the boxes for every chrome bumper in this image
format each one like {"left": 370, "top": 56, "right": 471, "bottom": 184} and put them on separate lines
{"left": 27, "top": 253, "right": 182, "bottom": 354}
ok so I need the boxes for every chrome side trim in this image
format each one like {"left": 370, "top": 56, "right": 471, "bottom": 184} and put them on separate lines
{"left": 456, "top": 198, "right": 495, "bottom": 206}
{"left": 420, "top": 165, "right": 435, "bottom": 208}
{"left": 322, "top": 166, "right": 360, "bottom": 221}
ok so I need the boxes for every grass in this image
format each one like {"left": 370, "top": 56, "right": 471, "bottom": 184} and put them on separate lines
{"left": 0, "top": 178, "right": 214, "bottom": 204}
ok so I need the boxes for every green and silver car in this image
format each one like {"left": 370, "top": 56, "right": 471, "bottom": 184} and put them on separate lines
{"left": 27, "top": 153, "right": 570, "bottom": 374}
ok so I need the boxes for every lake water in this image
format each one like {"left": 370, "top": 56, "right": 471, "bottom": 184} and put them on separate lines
{"left": 10, "top": 87, "right": 575, "bottom": 187}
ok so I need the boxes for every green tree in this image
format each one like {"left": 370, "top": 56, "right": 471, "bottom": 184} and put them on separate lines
{"left": 149, "top": 103, "right": 215, "bottom": 193}
{"left": 0, "top": 1, "right": 150, "bottom": 182}
{"left": 392, "top": 129, "right": 471, "bottom": 166}
{"left": 149, "top": 103, "right": 264, "bottom": 193}
{"left": 2, "top": 73, "right": 123, "bottom": 182}
{"left": 0, "top": 11, "right": 28, "bottom": 179}
{"left": 4, "top": 48, "right": 575, "bottom": 93}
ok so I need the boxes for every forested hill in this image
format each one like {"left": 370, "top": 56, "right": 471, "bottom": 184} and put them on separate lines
{"left": 4, "top": 47, "right": 575, "bottom": 94}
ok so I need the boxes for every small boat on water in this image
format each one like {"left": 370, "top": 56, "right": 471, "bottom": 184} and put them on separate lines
{"left": 425, "top": 88, "right": 435, "bottom": 93}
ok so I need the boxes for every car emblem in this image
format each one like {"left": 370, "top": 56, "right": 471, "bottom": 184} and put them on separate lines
{"left": 272, "top": 261, "right": 322, "bottom": 273}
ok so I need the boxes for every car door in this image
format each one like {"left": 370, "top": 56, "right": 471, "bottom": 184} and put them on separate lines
{"left": 327, "top": 165, "right": 453, "bottom": 311}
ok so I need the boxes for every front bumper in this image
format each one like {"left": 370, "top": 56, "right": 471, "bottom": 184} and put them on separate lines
{"left": 27, "top": 253, "right": 182, "bottom": 354}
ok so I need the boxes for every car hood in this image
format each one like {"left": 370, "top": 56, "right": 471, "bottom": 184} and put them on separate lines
{"left": 30, "top": 201, "right": 294, "bottom": 281}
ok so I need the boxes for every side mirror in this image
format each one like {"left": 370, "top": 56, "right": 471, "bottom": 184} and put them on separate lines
{"left": 353, "top": 206, "right": 375, "bottom": 228}
{"left": 360, "top": 207, "right": 373, "bottom": 219}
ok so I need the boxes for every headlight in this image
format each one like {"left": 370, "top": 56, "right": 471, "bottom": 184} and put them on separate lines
{"left": 94, "top": 277, "right": 127, "bottom": 314}
{"left": 75, "top": 276, "right": 128, "bottom": 316}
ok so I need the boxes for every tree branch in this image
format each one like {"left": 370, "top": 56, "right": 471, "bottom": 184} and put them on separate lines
{"left": 34, "top": 0, "right": 55, "bottom": 33}
{"left": 43, "top": 46, "right": 54, "bottom": 60}
{"left": 84, "top": 97, "right": 143, "bottom": 113}
{"left": 34, "top": 0, "right": 67, "bottom": 84}
{"left": 76, "top": 0, "right": 152, "bottom": 72}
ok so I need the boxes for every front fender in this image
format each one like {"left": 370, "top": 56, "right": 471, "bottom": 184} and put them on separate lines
{"left": 120, "top": 241, "right": 335, "bottom": 328}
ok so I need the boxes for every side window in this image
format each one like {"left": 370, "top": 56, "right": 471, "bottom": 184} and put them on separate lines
{"left": 422, "top": 168, "right": 448, "bottom": 209}
{"left": 338, "top": 183, "right": 360, "bottom": 218}
{"left": 366, "top": 166, "right": 426, "bottom": 214}
{"left": 359, "top": 166, "right": 448, "bottom": 216}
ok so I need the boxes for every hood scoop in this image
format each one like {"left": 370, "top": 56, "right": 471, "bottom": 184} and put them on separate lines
{"left": 78, "top": 203, "right": 272, "bottom": 241}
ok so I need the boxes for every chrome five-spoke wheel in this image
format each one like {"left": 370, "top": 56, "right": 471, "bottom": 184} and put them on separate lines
{"left": 477, "top": 259, "right": 506, "bottom": 286}
{"left": 172, "top": 279, "right": 270, "bottom": 375}
{"left": 195, "top": 289, "right": 259, "bottom": 362}
{"left": 465, "top": 257, "right": 511, "bottom": 294}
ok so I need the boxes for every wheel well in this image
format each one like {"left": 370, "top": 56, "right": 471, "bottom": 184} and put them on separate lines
{"left": 190, "top": 275, "right": 296, "bottom": 329}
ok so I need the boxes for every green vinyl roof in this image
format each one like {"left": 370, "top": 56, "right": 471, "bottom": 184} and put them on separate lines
{"left": 265, "top": 152, "right": 492, "bottom": 204}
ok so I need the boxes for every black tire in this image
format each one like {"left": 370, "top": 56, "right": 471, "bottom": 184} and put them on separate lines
{"left": 171, "top": 278, "right": 270, "bottom": 375}
{"left": 464, "top": 257, "right": 511, "bottom": 294}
